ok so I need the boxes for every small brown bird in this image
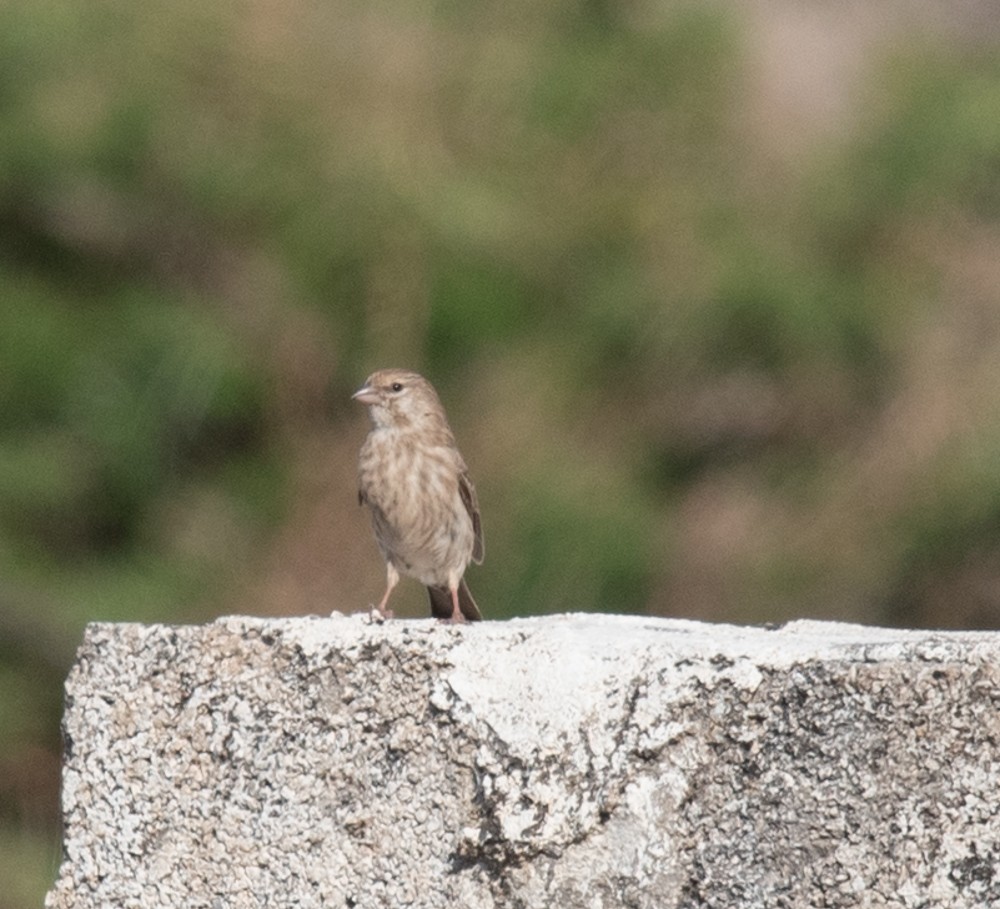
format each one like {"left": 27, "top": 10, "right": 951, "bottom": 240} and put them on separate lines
{"left": 353, "top": 369, "right": 484, "bottom": 622}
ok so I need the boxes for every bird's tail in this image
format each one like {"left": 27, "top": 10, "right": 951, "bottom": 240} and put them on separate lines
{"left": 427, "top": 579, "right": 482, "bottom": 622}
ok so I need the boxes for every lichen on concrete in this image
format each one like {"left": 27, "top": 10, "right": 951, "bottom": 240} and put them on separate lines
{"left": 46, "top": 614, "right": 1000, "bottom": 908}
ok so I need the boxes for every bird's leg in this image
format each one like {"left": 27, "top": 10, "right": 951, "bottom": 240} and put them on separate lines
{"left": 374, "top": 563, "right": 399, "bottom": 620}
{"left": 448, "top": 581, "right": 465, "bottom": 624}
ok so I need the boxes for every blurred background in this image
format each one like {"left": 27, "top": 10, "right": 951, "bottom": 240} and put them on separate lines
{"left": 4, "top": 0, "right": 1000, "bottom": 903}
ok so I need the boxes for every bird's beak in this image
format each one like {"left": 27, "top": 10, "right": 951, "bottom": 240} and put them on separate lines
{"left": 352, "top": 385, "right": 380, "bottom": 405}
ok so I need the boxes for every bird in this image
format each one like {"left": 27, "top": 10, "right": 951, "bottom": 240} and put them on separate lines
{"left": 353, "top": 368, "right": 484, "bottom": 622}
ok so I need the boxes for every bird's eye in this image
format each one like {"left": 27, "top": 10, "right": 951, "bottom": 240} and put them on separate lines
{"left": 391, "top": 382, "right": 404, "bottom": 392}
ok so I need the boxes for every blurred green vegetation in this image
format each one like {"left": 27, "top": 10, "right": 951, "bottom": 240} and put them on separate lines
{"left": 3, "top": 0, "right": 1000, "bottom": 905}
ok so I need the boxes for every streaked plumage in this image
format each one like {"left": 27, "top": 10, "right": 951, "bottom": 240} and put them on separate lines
{"left": 353, "top": 369, "right": 483, "bottom": 622}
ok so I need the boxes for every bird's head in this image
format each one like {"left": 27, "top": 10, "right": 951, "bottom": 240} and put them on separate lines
{"left": 352, "top": 369, "right": 446, "bottom": 432}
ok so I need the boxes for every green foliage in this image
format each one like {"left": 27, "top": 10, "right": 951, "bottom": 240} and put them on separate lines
{"left": 0, "top": 828, "right": 57, "bottom": 909}
{"left": 0, "top": 280, "right": 269, "bottom": 560}
{"left": 894, "top": 429, "right": 1000, "bottom": 578}
{"left": 491, "top": 461, "right": 656, "bottom": 615}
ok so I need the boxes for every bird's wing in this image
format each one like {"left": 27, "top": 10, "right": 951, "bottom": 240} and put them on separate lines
{"left": 459, "top": 472, "right": 484, "bottom": 564}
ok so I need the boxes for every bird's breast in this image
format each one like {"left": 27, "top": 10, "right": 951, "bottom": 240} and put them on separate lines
{"left": 358, "top": 429, "right": 474, "bottom": 583}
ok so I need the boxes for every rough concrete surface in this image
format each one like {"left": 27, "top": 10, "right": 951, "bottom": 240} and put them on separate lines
{"left": 46, "top": 613, "right": 1000, "bottom": 908}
